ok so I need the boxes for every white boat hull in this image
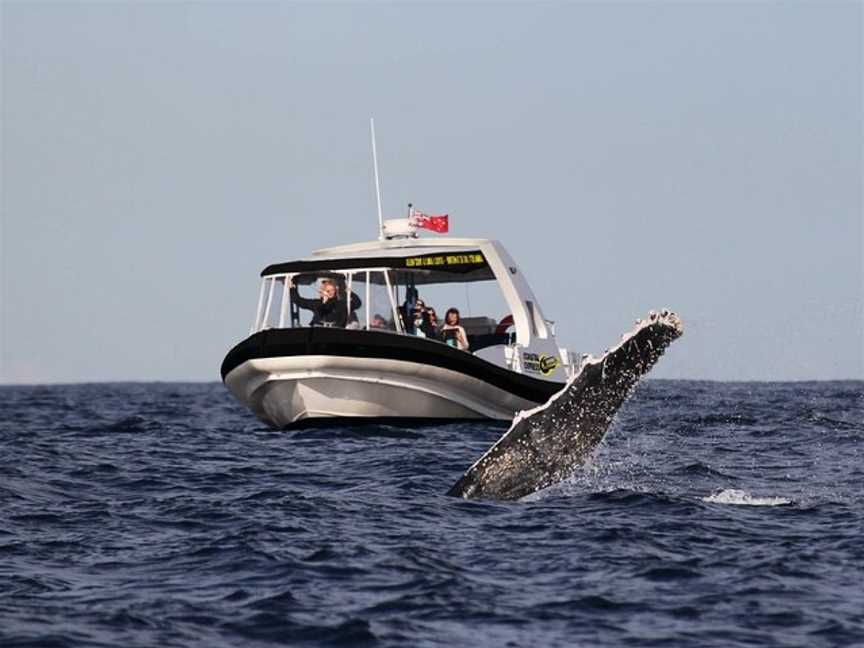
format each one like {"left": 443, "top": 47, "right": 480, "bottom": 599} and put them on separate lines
{"left": 225, "top": 355, "right": 540, "bottom": 427}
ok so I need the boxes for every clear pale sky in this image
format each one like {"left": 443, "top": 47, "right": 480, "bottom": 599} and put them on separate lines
{"left": 1, "top": 2, "right": 862, "bottom": 384}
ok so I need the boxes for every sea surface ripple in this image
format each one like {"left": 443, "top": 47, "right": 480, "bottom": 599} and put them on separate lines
{"left": 1, "top": 380, "right": 862, "bottom": 647}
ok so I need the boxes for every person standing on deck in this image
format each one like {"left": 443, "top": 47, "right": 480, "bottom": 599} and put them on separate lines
{"left": 289, "top": 277, "right": 361, "bottom": 328}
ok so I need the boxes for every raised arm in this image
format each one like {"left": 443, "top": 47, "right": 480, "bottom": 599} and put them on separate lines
{"left": 289, "top": 283, "right": 317, "bottom": 311}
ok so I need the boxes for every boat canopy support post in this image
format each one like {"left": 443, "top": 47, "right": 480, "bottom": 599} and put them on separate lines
{"left": 289, "top": 274, "right": 300, "bottom": 328}
{"left": 278, "top": 276, "right": 289, "bottom": 328}
{"left": 365, "top": 271, "right": 371, "bottom": 330}
{"left": 383, "top": 270, "right": 403, "bottom": 333}
{"left": 346, "top": 272, "right": 352, "bottom": 324}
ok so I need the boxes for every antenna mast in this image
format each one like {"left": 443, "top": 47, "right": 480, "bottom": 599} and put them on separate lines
{"left": 370, "top": 118, "right": 384, "bottom": 240}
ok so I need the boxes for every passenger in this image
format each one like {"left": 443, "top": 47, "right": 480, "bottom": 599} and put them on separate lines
{"left": 401, "top": 288, "right": 420, "bottom": 334}
{"left": 289, "top": 277, "right": 361, "bottom": 328}
{"left": 410, "top": 299, "right": 437, "bottom": 338}
{"left": 370, "top": 313, "right": 393, "bottom": 330}
{"left": 440, "top": 307, "right": 469, "bottom": 350}
{"left": 426, "top": 307, "right": 440, "bottom": 338}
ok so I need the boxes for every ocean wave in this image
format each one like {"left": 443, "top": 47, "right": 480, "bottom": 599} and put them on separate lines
{"left": 1, "top": 381, "right": 862, "bottom": 648}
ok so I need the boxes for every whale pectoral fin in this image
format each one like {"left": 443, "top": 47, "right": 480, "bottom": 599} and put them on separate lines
{"left": 446, "top": 310, "right": 684, "bottom": 501}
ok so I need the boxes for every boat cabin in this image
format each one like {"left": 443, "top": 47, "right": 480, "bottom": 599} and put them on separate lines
{"left": 249, "top": 237, "right": 578, "bottom": 381}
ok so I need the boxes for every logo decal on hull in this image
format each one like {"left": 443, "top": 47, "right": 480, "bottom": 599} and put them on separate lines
{"left": 523, "top": 352, "right": 560, "bottom": 376}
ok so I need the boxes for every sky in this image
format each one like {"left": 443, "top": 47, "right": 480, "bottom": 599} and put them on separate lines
{"left": 1, "top": 2, "right": 862, "bottom": 384}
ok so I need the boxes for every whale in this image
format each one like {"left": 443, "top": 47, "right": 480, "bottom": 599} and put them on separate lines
{"left": 447, "top": 309, "right": 684, "bottom": 501}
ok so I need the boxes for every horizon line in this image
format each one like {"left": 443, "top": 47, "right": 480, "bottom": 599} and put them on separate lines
{"left": 1, "top": 377, "right": 862, "bottom": 388}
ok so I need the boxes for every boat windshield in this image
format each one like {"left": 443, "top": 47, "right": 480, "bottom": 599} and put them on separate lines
{"left": 251, "top": 267, "right": 511, "bottom": 351}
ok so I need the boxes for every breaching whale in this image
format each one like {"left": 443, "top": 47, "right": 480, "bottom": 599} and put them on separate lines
{"left": 447, "top": 309, "right": 684, "bottom": 501}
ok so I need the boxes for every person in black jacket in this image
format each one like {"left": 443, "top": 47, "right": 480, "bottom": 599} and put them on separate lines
{"left": 409, "top": 298, "right": 438, "bottom": 339}
{"left": 289, "top": 277, "right": 361, "bottom": 328}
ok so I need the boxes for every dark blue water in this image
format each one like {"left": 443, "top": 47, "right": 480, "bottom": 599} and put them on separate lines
{"left": 2, "top": 381, "right": 862, "bottom": 647}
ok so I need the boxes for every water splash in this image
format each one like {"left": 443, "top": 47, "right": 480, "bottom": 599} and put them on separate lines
{"left": 702, "top": 488, "right": 792, "bottom": 507}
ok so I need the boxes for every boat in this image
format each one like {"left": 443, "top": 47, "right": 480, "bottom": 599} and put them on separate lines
{"left": 220, "top": 215, "right": 584, "bottom": 428}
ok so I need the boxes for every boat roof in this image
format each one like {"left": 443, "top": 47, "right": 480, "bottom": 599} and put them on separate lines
{"left": 260, "top": 237, "right": 498, "bottom": 283}
{"left": 313, "top": 237, "right": 493, "bottom": 256}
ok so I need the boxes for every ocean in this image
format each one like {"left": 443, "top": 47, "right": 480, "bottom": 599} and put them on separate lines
{"left": 1, "top": 380, "right": 862, "bottom": 647}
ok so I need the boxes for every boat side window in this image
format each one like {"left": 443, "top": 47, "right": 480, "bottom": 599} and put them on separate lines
{"left": 348, "top": 270, "right": 400, "bottom": 331}
{"left": 286, "top": 272, "right": 360, "bottom": 328}
{"left": 383, "top": 270, "right": 510, "bottom": 350}
{"left": 346, "top": 271, "right": 368, "bottom": 329}
{"left": 286, "top": 274, "right": 317, "bottom": 327}
{"left": 254, "top": 276, "right": 287, "bottom": 331}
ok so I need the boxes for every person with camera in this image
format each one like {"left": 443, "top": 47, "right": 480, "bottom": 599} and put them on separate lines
{"left": 440, "top": 307, "right": 469, "bottom": 351}
{"left": 289, "top": 276, "right": 361, "bottom": 328}
{"left": 409, "top": 298, "right": 438, "bottom": 339}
